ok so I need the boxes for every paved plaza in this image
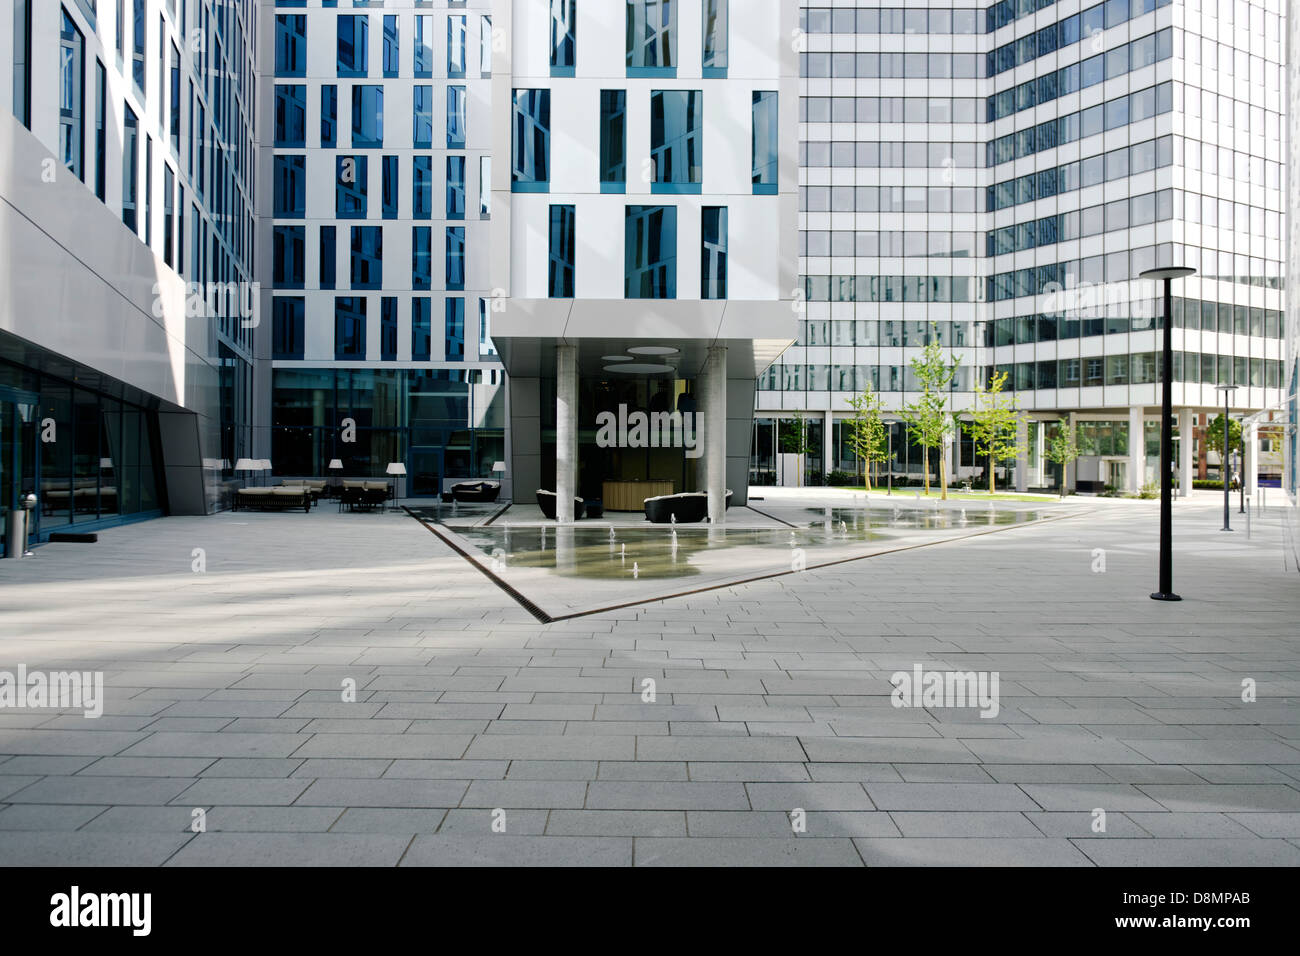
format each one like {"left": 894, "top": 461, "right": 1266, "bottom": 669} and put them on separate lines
{"left": 0, "top": 490, "right": 1298, "bottom": 867}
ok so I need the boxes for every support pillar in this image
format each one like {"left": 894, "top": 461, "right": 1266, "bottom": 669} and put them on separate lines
{"left": 555, "top": 344, "right": 577, "bottom": 523}
{"left": 1245, "top": 421, "right": 1259, "bottom": 498}
{"left": 823, "top": 409, "right": 834, "bottom": 480}
{"left": 1015, "top": 416, "right": 1029, "bottom": 492}
{"left": 703, "top": 346, "right": 727, "bottom": 524}
{"left": 1178, "top": 408, "right": 1194, "bottom": 497}
{"left": 1066, "top": 411, "right": 1077, "bottom": 493}
{"left": 1128, "top": 405, "right": 1144, "bottom": 493}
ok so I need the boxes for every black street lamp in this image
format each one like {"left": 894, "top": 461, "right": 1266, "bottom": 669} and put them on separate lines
{"left": 1215, "top": 384, "right": 1237, "bottom": 532}
{"left": 1140, "top": 266, "right": 1195, "bottom": 602}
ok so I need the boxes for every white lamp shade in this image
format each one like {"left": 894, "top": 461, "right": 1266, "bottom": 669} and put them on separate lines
{"left": 258, "top": 459, "right": 272, "bottom": 470}
{"left": 386, "top": 462, "right": 407, "bottom": 476}
{"left": 99, "top": 458, "right": 114, "bottom": 469}
{"left": 328, "top": 459, "right": 344, "bottom": 470}
{"left": 233, "top": 458, "right": 258, "bottom": 472}
{"left": 492, "top": 461, "right": 506, "bottom": 473}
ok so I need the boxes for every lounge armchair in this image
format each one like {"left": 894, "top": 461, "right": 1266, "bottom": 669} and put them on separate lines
{"left": 279, "top": 479, "right": 327, "bottom": 502}
{"left": 536, "top": 489, "right": 585, "bottom": 520}
{"left": 451, "top": 480, "right": 501, "bottom": 503}
{"left": 338, "top": 480, "right": 391, "bottom": 512}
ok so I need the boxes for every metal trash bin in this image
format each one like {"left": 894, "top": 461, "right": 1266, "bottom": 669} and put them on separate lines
{"left": 4, "top": 494, "right": 36, "bottom": 558}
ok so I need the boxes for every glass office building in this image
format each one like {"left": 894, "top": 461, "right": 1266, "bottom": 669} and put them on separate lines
{"left": 765, "top": 0, "right": 1287, "bottom": 494}
{"left": 265, "top": 1, "right": 504, "bottom": 496}
{"left": 2, "top": 0, "right": 258, "bottom": 554}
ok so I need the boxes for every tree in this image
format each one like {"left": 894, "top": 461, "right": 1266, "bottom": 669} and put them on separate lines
{"left": 967, "top": 370, "right": 1026, "bottom": 495}
{"left": 778, "top": 413, "right": 814, "bottom": 487}
{"left": 844, "top": 385, "right": 889, "bottom": 492}
{"left": 1044, "top": 418, "right": 1080, "bottom": 497}
{"left": 898, "top": 334, "right": 960, "bottom": 499}
{"left": 1205, "top": 414, "right": 1243, "bottom": 480}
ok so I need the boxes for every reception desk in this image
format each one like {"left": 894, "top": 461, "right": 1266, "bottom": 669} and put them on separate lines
{"left": 602, "top": 479, "right": 674, "bottom": 512}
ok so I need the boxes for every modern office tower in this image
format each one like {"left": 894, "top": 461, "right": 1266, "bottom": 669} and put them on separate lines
{"left": 490, "top": 0, "right": 799, "bottom": 519}
{"left": 263, "top": 0, "right": 504, "bottom": 497}
{"left": 0, "top": 0, "right": 258, "bottom": 554}
{"left": 769, "top": 0, "right": 1287, "bottom": 496}
{"left": 1287, "top": 0, "right": 1298, "bottom": 557}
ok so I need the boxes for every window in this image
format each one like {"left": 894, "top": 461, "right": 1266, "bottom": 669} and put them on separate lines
{"left": 320, "top": 226, "right": 337, "bottom": 290}
{"left": 169, "top": 42, "right": 180, "bottom": 153}
{"left": 275, "top": 15, "right": 306, "bottom": 77}
{"left": 338, "top": 16, "right": 368, "bottom": 77}
{"left": 413, "top": 227, "right": 432, "bottom": 290}
{"left": 131, "top": 0, "right": 145, "bottom": 92}
{"left": 163, "top": 165, "right": 175, "bottom": 267}
{"left": 627, "top": 0, "right": 676, "bottom": 75}
{"left": 446, "top": 227, "right": 465, "bottom": 290}
{"left": 352, "top": 85, "right": 383, "bottom": 147}
{"left": 600, "top": 90, "right": 626, "bottom": 192}
{"left": 445, "top": 298, "right": 465, "bottom": 361}
{"left": 625, "top": 205, "right": 676, "bottom": 299}
{"left": 511, "top": 89, "right": 550, "bottom": 191}
{"left": 274, "top": 155, "right": 306, "bottom": 218}
{"left": 446, "top": 157, "right": 466, "bottom": 219}
{"left": 13, "top": 0, "right": 32, "bottom": 128}
{"left": 650, "top": 90, "right": 701, "bottom": 192}
{"left": 382, "top": 16, "right": 399, "bottom": 77}
{"left": 480, "top": 16, "right": 493, "bottom": 75}
{"left": 272, "top": 298, "right": 305, "bottom": 360}
{"left": 335, "top": 298, "right": 367, "bottom": 359}
{"left": 413, "top": 86, "right": 433, "bottom": 147}
{"left": 274, "top": 225, "right": 305, "bottom": 288}
{"left": 479, "top": 156, "right": 491, "bottom": 217}
{"left": 413, "top": 156, "right": 433, "bottom": 220}
{"left": 412, "top": 298, "right": 432, "bottom": 361}
{"left": 380, "top": 298, "right": 398, "bottom": 361}
{"left": 321, "top": 85, "right": 338, "bottom": 146}
{"left": 549, "top": 205, "right": 575, "bottom": 298}
{"left": 479, "top": 298, "right": 496, "bottom": 358}
{"left": 414, "top": 16, "right": 434, "bottom": 76}
{"left": 448, "top": 15, "right": 467, "bottom": 78}
{"left": 382, "top": 156, "right": 399, "bottom": 219}
{"left": 122, "top": 105, "right": 139, "bottom": 232}
{"left": 60, "top": 9, "right": 85, "bottom": 181}
{"left": 701, "top": 207, "right": 727, "bottom": 299}
{"left": 752, "top": 91, "right": 778, "bottom": 193}
{"left": 275, "top": 85, "right": 306, "bottom": 147}
{"left": 551, "top": 1, "right": 576, "bottom": 75}
{"left": 702, "top": 0, "right": 727, "bottom": 76}
{"left": 447, "top": 85, "right": 466, "bottom": 148}
{"left": 94, "top": 60, "right": 106, "bottom": 199}
{"left": 335, "top": 156, "right": 367, "bottom": 218}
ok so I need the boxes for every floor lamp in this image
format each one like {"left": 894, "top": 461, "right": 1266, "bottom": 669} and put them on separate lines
{"left": 386, "top": 462, "right": 407, "bottom": 512}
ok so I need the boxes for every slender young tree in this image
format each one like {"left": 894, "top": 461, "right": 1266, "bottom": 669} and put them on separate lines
{"left": 778, "top": 413, "right": 815, "bottom": 487}
{"left": 967, "top": 370, "right": 1026, "bottom": 494}
{"left": 898, "top": 334, "right": 960, "bottom": 499}
{"left": 844, "top": 385, "right": 889, "bottom": 491}
{"left": 1044, "top": 418, "right": 1081, "bottom": 498}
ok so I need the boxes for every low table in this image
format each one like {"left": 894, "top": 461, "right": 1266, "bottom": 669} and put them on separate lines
{"left": 602, "top": 480, "right": 673, "bottom": 512}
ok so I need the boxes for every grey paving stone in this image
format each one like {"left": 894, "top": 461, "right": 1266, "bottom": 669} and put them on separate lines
{"left": 5, "top": 775, "right": 195, "bottom": 806}
{"left": 166, "top": 833, "right": 411, "bottom": 866}
{"left": 745, "top": 782, "right": 874, "bottom": 811}
{"left": 634, "top": 837, "right": 863, "bottom": 866}
{"left": 864, "top": 783, "right": 1039, "bottom": 811}
{"left": 586, "top": 782, "right": 749, "bottom": 811}
{"left": 401, "top": 835, "right": 632, "bottom": 866}
{"left": 1073, "top": 837, "right": 1300, "bottom": 867}
{"left": 295, "top": 779, "right": 469, "bottom": 808}
{"left": 0, "top": 803, "right": 108, "bottom": 830}
{"left": 173, "top": 778, "right": 312, "bottom": 806}
{"left": 889, "top": 811, "right": 1042, "bottom": 838}
{"left": 1018, "top": 784, "right": 1168, "bottom": 812}
{"left": 460, "top": 780, "right": 587, "bottom": 808}
{"left": 596, "top": 761, "right": 689, "bottom": 781}
{"left": 1224, "top": 813, "right": 1300, "bottom": 838}
{"left": 1136, "top": 784, "right": 1300, "bottom": 813}
{"left": 546, "top": 810, "right": 686, "bottom": 837}
{"left": 437, "top": 809, "right": 549, "bottom": 834}
{"left": 0, "top": 831, "right": 194, "bottom": 866}
{"left": 329, "top": 808, "right": 449, "bottom": 833}
{"left": 853, "top": 837, "right": 1093, "bottom": 866}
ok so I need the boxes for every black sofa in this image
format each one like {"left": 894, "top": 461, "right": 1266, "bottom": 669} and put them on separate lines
{"left": 536, "top": 489, "right": 586, "bottom": 520}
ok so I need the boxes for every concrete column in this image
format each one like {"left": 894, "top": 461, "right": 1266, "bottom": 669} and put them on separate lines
{"left": 703, "top": 346, "right": 727, "bottom": 523}
{"left": 1066, "top": 411, "right": 1077, "bottom": 492}
{"left": 1015, "top": 416, "right": 1029, "bottom": 492}
{"left": 1128, "top": 405, "right": 1144, "bottom": 493}
{"left": 1245, "top": 421, "right": 1259, "bottom": 498}
{"left": 823, "top": 409, "right": 834, "bottom": 479}
{"left": 555, "top": 344, "right": 577, "bottom": 523}
{"left": 1178, "top": 407, "right": 1194, "bottom": 497}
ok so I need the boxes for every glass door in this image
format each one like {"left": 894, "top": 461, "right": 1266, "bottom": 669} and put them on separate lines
{"left": 1, "top": 388, "right": 39, "bottom": 557}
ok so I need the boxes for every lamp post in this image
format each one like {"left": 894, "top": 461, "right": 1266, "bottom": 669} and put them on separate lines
{"left": 1215, "top": 384, "right": 1237, "bottom": 532}
{"left": 1238, "top": 424, "right": 1247, "bottom": 514}
{"left": 1139, "top": 266, "right": 1195, "bottom": 602}
{"left": 887, "top": 424, "right": 893, "bottom": 495}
